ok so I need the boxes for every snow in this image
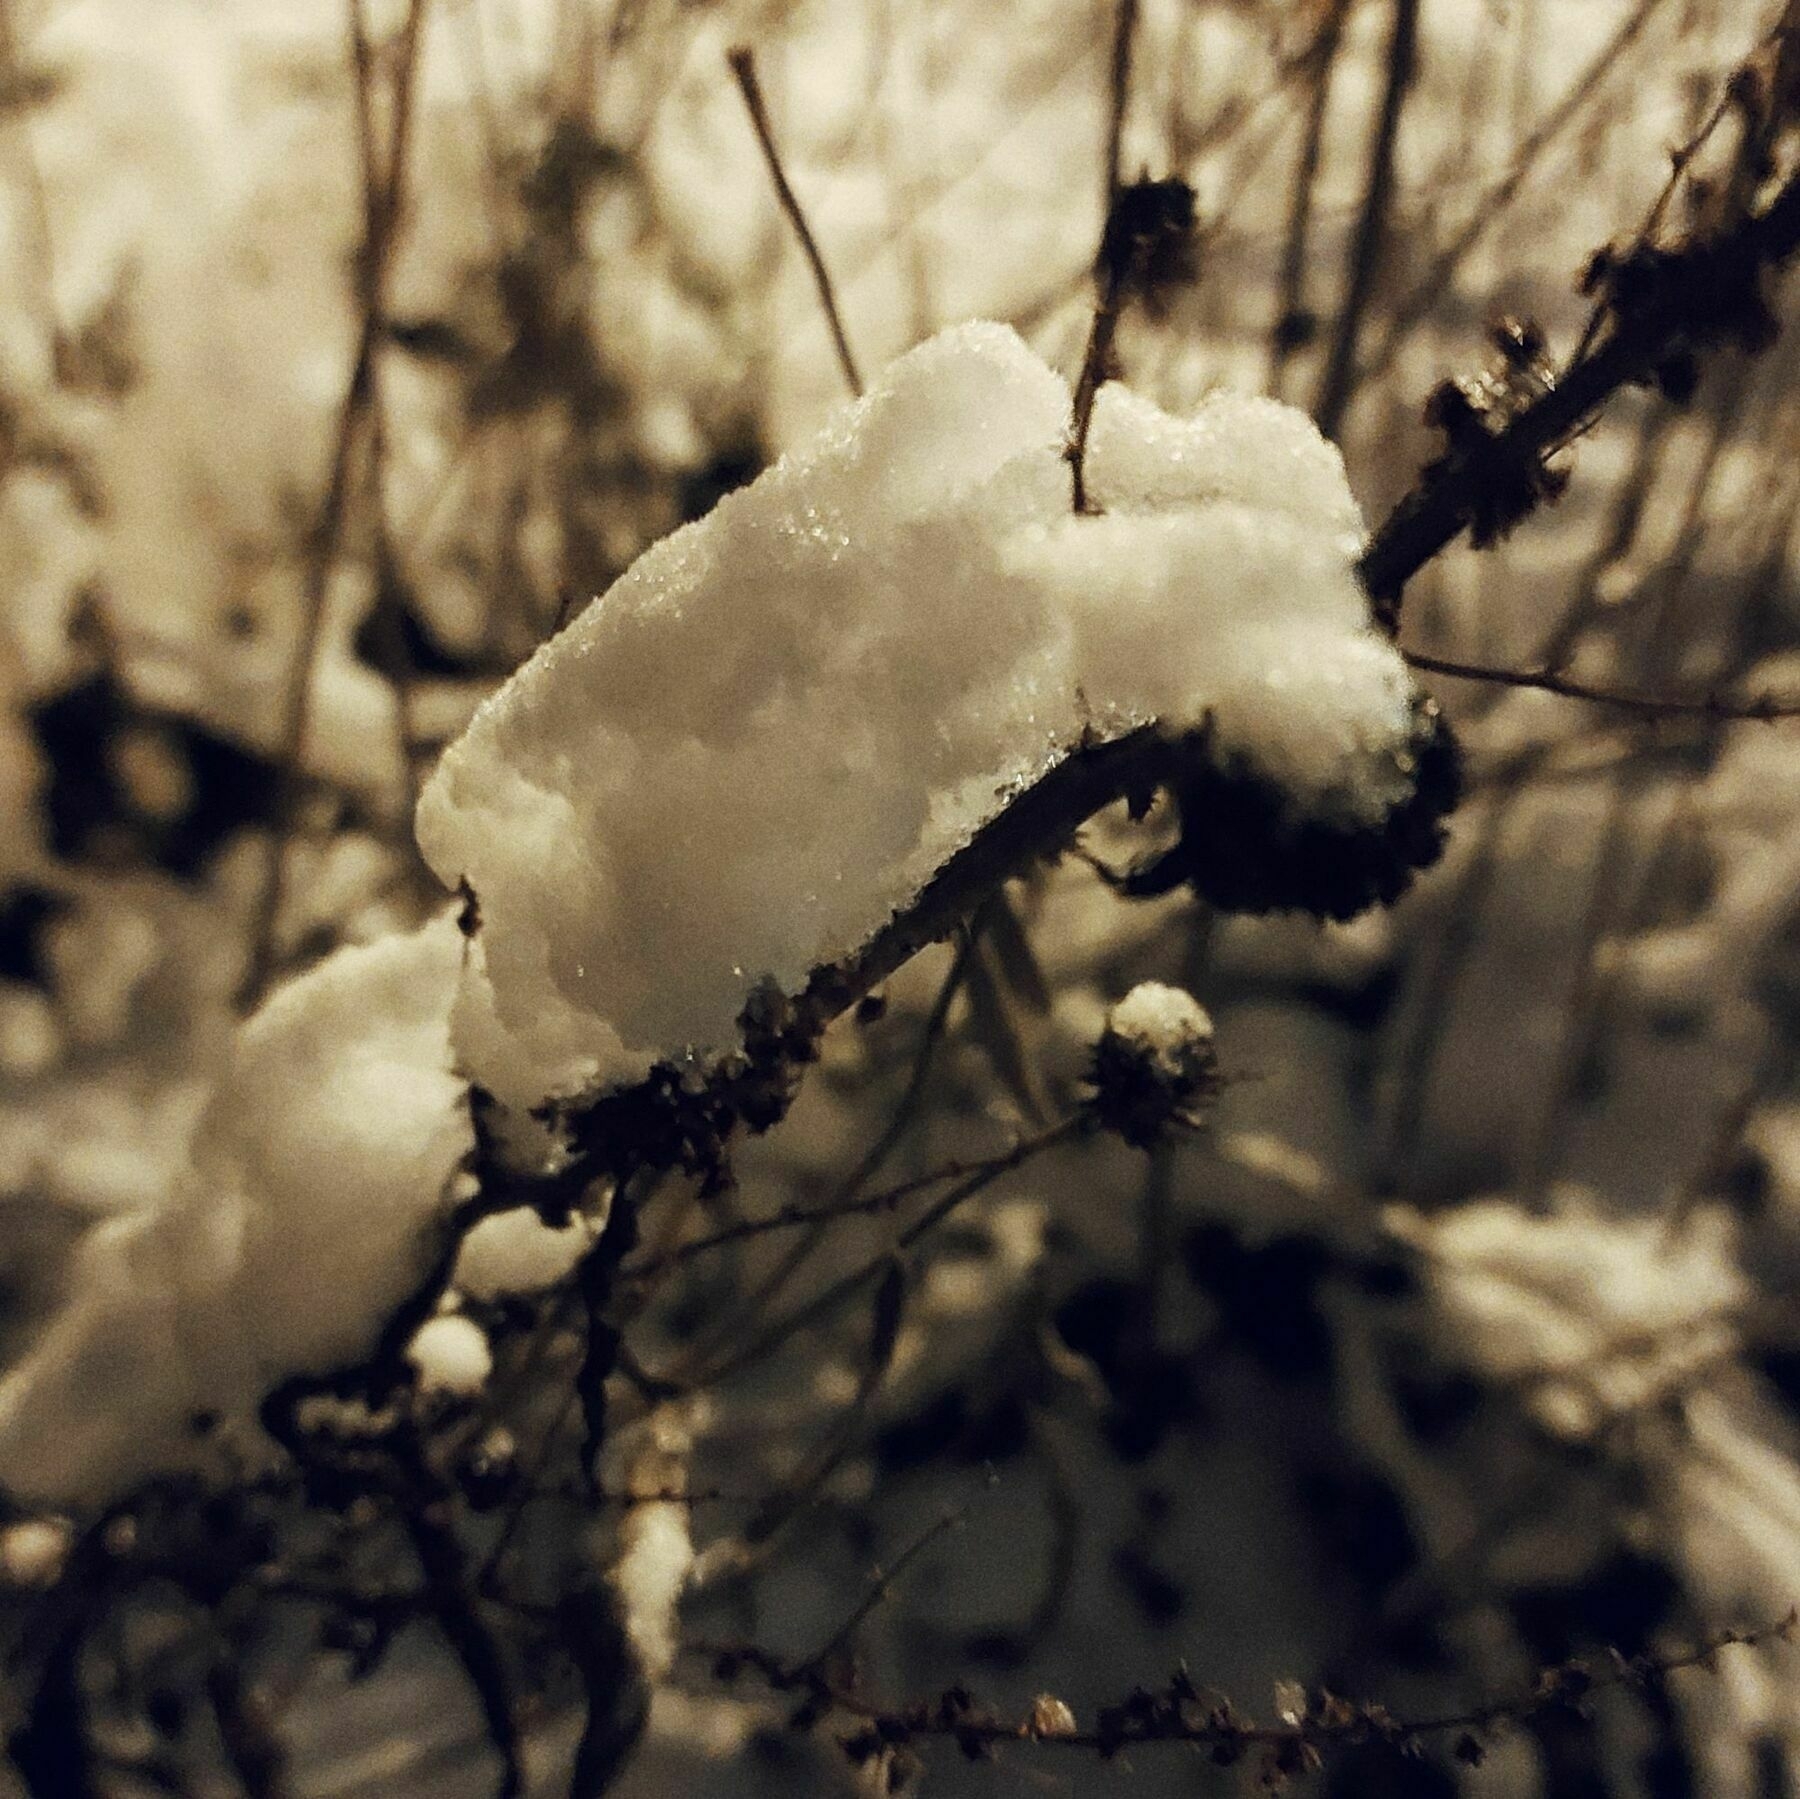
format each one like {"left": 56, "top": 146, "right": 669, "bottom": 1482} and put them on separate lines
{"left": 406, "top": 1312, "right": 492, "bottom": 1398}
{"left": 0, "top": 1518, "right": 72, "bottom": 1589}
{"left": 608, "top": 1407, "right": 697, "bottom": 1684}
{"left": 614, "top": 1498, "right": 693, "bottom": 1683}
{"left": 0, "top": 916, "right": 471, "bottom": 1507}
{"left": 453, "top": 1205, "right": 597, "bottom": 1302}
{"left": 418, "top": 321, "right": 1419, "bottom": 1113}
{"left": 1101, "top": 980, "right": 1216, "bottom": 1068}
{"left": 1391, "top": 1194, "right": 1746, "bottom": 1437}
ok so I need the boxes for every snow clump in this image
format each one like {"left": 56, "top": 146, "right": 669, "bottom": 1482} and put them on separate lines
{"left": 0, "top": 1519, "right": 73, "bottom": 1590}
{"left": 407, "top": 1311, "right": 494, "bottom": 1399}
{"left": 0, "top": 917, "right": 471, "bottom": 1507}
{"left": 453, "top": 1202, "right": 600, "bottom": 1302}
{"left": 418, "top": 321, "right": 1428, "bottom": 1114}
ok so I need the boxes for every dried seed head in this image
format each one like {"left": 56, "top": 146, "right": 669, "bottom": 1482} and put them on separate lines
{"left": 1088, "top": 983, "right": 1219, "bottom": 1147}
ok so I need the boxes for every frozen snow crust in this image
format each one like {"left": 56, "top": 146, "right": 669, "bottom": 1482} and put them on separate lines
{"left": 418, "top": 322, "right": 1425, "bottom": 1113}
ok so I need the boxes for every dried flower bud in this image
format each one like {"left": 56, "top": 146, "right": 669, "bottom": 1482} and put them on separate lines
{"left": 1097, "top": 176, "right": 1198, "bottom": 311}
{"left": 1088, "top": 983, "right": 1219, "bottom": 1147}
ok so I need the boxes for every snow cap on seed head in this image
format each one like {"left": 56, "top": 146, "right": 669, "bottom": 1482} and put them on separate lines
{"left": 1088, "top": 981, "right": 1219, "bottom": 1147}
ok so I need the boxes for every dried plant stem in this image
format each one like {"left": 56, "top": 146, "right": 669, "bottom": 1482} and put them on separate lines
{"left": 629, "top": 1131, "right": 1072, "bottom": 1277}
{"left": 1314, "top": 0, "right": 1421, "bottom": 438}
{"left": 1358, "top": 160, "right": 1800, "bottom": 626}
{"left": 1101, "top": 0, "right": 1139, "bottom": 206}
{"left": 1267, "top": 0, "right": 1352, "bottom": 393}
{"left": 687, "top": 1119, "right": 1085, "bottom": 1390}
{"left": 1067, "top": 272, "right": 1124, "bottom": 515}
{"left": 796, "top": 1502, "right": 972, "bottom": 1679}
{"left": 238, "top": 0, "right": 429, "bottom": 1010}
{"left": 1360, "top": 0, "right": 1668, "bottom": 385}
{"left": 842, "top": 929, "right": 980, "bottom": 1195}
{"left": 700, "top": 1612, "right": 1798, "bottom": 1770}
{"left": 728, "top": 45, "right": 863, "bottom": 398}
{"left": 652, "top": 933, "right": 980, "bottom": 1387}
{"left": 1568, "top": 12, "right": 1779, "bottom": 369}
{"left": 1068, "top": 0, "right": 1145, "bottom": 513}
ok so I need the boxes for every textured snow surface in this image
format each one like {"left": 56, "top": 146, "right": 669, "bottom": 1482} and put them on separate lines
{"left": 1102, "top": 980, "right": 1216, "bottom": 1064}
{"left": 418, "top": 321, "right": 1418, "bottom": 1111}
{"left": 0, "top": 917, "right": 470, "bottom": 1506}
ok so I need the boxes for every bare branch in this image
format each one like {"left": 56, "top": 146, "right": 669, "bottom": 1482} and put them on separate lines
{"left": 727, "top": 45, "right": 863, "bottom": 398}
{"left": 699, "top": 1611, "right": 1800, "bottom": 1778}
{"left": 1101, "top": 0, "right": 1139, "bottom": 208}
{"left": 794, "top": 1502, "right": 972, "bottom": 1681}
{"left": 1069, "top": 0, "right": 1146, "bottom": 513}
{"left": 1358, "top": 158, "right": 1800, "bottom": 626}
{"left": 1314, "top": 0, "right": 1422, "bottom": 437}
{"left": 1359, "top": 0, "right": 1669, "bottom": 385}
{"left": 676, "top": 1119, "right": 1087, "bottom": 1390}
{"left": 624, "top": 1130, "right": 1069, "bottom": 1276}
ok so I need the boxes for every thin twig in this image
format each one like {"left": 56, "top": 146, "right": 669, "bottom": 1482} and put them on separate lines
{"left": 626, "top": 1138, "right": 1055, "bottom": 1276}
{"left": 728, "top": 45, "right": 863, "bottom": 398}
{"left": 1101, "top": 0, "right": 1138, "bottom": 208}
{"left": 795, "top": 1501, "right": 974, "bottom": 1681}
{"left": 1568, "top": 16, "right": 1775, "bottom": 369}
{"left": 238, "top": 0, "right": 430, "bottom": 1009}
{"left": 740, "top": 1257, "right": 905, "bottom": 1549}
{"left": 654, "top": 930, "right": 980, "bottom": 1380}
{"left": 839, "top": 929, "right": 980, "bottom": 1199}
{"left": 1068, "top": 0, "right": 1146, "bottom": 513}
{"left": 1359, "top": 0, "right": 1669, "bottom": 385}
{"left": 1067, "top": 279, "right": 1121, "bottom": 516}
{"left": 1403, "top": 649, "right": 1800, "bottom": 721}
{"left": 687, "top": 1119, "right": 1086, "bottom": 1390}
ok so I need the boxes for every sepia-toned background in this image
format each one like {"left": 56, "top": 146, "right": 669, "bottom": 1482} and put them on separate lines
{"left": 4, "top": 2, "right": 1800, "bottom": 1795}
